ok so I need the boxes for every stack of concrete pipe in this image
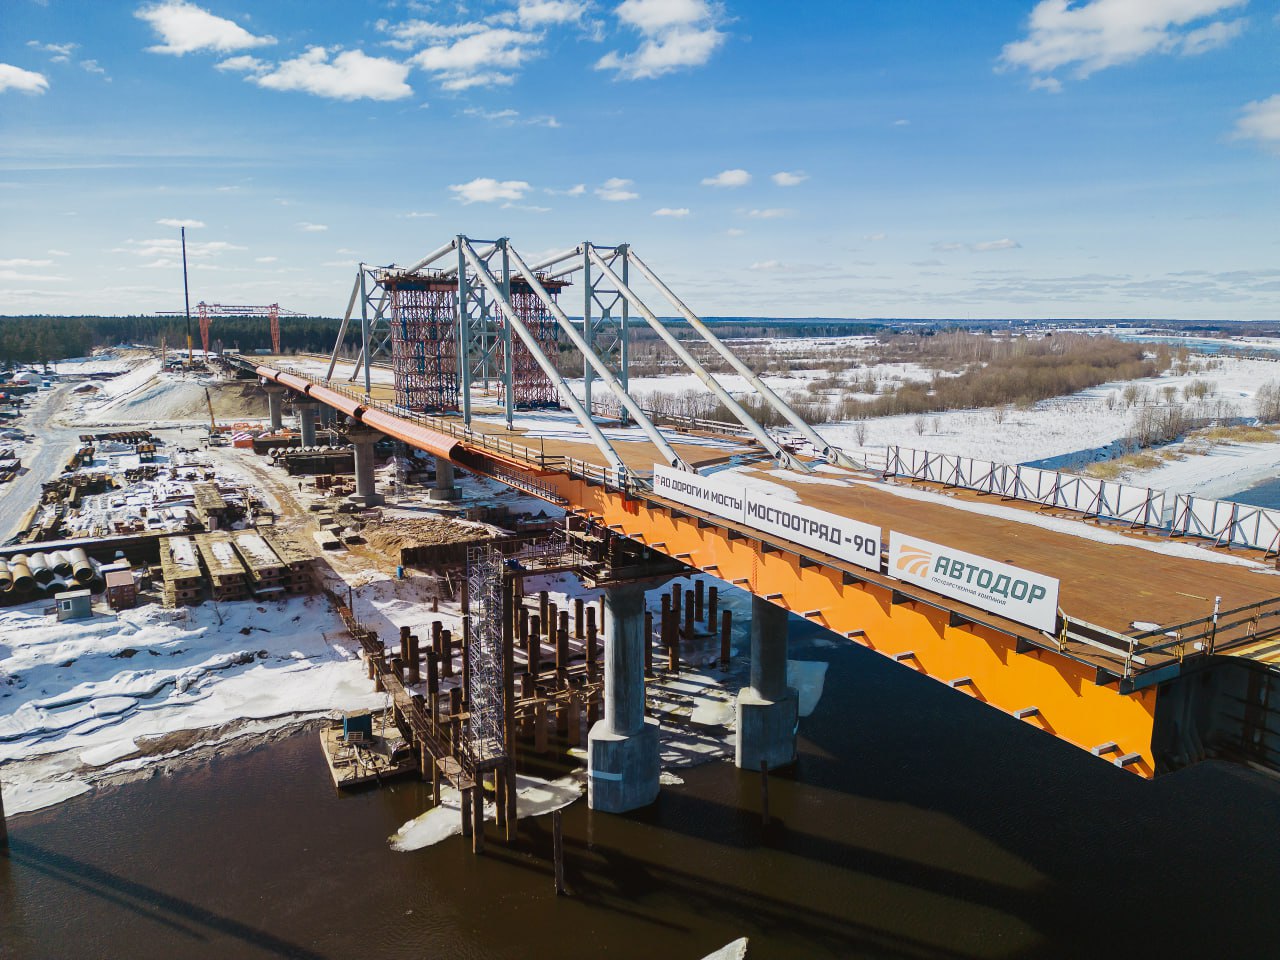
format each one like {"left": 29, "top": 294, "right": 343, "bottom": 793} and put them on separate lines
{"left": 0, "top": 546, "right": 103, "bottom": 599}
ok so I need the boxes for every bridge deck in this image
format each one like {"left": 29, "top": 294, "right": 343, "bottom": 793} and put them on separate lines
{"left": 276, "top": 355, "right": 1278, "bottom": 643}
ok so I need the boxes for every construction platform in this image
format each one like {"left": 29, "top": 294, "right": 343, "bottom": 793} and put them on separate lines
{"left": 319, "top": 712, "right": 417, "bottom": 789}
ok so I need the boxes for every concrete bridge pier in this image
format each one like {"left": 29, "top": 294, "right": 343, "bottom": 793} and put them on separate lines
{"left": 297, "top": 402, "right": 319, "bottom": 446}
{"left": 263, "top": 383, "right": 285, "bottom": 432}
{"left": 588, "top": 581, "right": 660, "bottom": 812}
{"left": 429, "top": 456, "right": 461, "bottom": 501}
{"left": 736, "top": 594, "right": 799, "bottom": 771}
{"left": 346, "top": 420, "right": 385, "bottom": 507}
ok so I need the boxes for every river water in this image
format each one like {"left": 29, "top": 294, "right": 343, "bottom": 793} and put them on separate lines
{"left": 4, "top": 618, "right": 1280, "bottom": 959}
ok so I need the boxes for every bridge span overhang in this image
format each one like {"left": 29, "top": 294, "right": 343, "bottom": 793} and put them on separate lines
{"left": 245, "top": 354, "right": 1280, "bottom": 780}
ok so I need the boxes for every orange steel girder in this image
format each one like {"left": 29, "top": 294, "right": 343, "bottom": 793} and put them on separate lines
{"left": 538, "top": 471, "right": 1159, "bottom": 777}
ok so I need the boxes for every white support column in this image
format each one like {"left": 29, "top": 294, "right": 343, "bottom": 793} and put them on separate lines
{"left": 588, "top": 582, "right": 659, "bottom": 812}
{"left": 735, "top": 594, "right": 799, "bottom": 771}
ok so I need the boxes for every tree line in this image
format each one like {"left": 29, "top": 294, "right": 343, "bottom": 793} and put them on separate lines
{"left": 0, "top": 315, "right": 343, "bottom": 365}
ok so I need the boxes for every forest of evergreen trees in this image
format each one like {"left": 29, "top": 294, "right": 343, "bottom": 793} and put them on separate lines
{"left": 0, "top": 315, "right": 343, "bottom": 365}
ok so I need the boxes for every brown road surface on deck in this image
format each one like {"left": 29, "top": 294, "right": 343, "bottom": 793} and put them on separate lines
{"left": 755, "top": 468, "right": 1280, "bottom": 636}
{"left": 265, "top": 355, "right": 1280, "bottom": 637}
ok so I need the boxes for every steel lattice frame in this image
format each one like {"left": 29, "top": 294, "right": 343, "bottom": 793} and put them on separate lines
{"left": 581, "top": 245, "right": 630, "bottom": 415}
{"left": 386, "top": 276, "right": 459, "bottom": 413}
{"left": 465, "top": 545, "right": 506, "bottom": 765}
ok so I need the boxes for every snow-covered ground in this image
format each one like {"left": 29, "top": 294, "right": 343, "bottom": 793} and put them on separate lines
{"left": 0, "top": 594, "right": 382, "bottom": 816}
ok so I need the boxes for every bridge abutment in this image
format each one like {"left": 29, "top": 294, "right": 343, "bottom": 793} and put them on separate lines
{"left": 588, "top": 581, "right": 659, "bottom": 812}
{"left": 736, "top": 594, "right": 799, "bottom": 771}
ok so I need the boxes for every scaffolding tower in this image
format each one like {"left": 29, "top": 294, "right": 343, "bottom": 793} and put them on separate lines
{"left": 465, "top": 545, "right": 506, "bottom": 765}
{"left": 384, "top": 272, "right": 459, "bottom": 413}
{"left": 505, "top": 277, "right": 565, "bottom": 410}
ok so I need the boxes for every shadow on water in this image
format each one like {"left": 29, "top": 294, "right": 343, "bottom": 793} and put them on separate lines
{"left": 5, "top": 840, "right": 325, "bottom": 959}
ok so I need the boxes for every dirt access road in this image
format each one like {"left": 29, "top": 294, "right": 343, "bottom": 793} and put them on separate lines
{"left": 0, "top": 386, "right": 81, "bottom": 543}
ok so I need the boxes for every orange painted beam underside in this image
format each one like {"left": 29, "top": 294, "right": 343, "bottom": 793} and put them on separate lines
{"left": 544, "top": 473, "right": 1159, "bottom": 778}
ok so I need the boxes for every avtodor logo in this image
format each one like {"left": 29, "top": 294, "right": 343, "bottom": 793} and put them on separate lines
{"left": 895, "top": 544, "right": 933, "bottom": 577}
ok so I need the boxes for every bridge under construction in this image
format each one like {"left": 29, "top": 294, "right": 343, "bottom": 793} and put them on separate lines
{"left": 234, "top": 234, "right": 1280, "bottom": 828}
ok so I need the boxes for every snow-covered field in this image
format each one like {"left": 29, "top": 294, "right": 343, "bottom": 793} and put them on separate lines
{"left": 0, "top": 594, "right": 382, "bottom": 816}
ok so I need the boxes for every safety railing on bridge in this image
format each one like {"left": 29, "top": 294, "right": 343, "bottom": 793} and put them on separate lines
{"left": 886, "top": 444, "right": 1280, "bottom": 555}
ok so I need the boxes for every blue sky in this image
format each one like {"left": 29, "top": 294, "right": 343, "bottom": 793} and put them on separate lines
{"left": 1, "top": 0, "right": 1277, "bottom": 319}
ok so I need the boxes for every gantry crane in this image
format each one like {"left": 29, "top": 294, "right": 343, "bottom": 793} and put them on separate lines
{"left": 157, "top": 302, "right": 306, "bottom": 357}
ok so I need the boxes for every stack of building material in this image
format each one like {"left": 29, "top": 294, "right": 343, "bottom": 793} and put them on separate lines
{"left": 230, "top": 530, "right": 289, "bottom": 598}
{"left": 160, "top": 535, "right": 203, "bottom": 606}
{"left": 194, "top": 532, "right": 249, "bottom": 601}
{"left": 262, "top": 531, "right": 315, "bottom": 593}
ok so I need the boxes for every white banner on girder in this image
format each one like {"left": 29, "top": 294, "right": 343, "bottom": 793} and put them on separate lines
{"left": 651, "top": 464, "right": 882, "bottom": 571}
{"left": 888, "top": 531, "right": 1060, "bottom": 633}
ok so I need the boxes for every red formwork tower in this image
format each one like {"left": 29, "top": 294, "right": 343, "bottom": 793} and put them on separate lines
{"left": 385, "top": 273, "right": 459, "bottom": 413}
{"left": 504, "top": 275, "right": 566, "bottom": 409}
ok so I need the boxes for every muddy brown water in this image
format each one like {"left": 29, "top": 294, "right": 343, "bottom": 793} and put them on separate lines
{"left": 3, "top": 619, "right": 1279, "bottom": 959}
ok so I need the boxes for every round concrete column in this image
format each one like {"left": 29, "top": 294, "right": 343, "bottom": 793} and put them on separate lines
{"left": 345, "top": 421, "right": 385, "bottom": 507}
{"left": 263, "top": 383, "right": 285, "bottom": 432}
{"left": 588, "top": 581, "right": 659, "bottom": 812}
{"left": 429, "top": 456, "right": 461, "bottom": 501}
{"left": 735, "top": 593, "right": 799, "bottom": 771}
{"left": 297, "top": 402, "right": 319, "bottom": 446}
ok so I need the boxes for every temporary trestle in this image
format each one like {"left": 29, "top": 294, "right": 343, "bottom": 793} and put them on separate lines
{"left": 324, "top": 235, "right": 850, "bottom": 475}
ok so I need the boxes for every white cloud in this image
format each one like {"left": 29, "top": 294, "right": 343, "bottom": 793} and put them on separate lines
{"left": 79, "top": 59, "right": 108, "bottom": 76}
{"left": 26, "top": 40, "right": 76, "bottom": 63}
{"left": 973, "top": 238, "right": 1021, "bottom": 252}
{"left": 116, "top": 237, "right": 244, "bottom": 259}
{"left": 450, "top": 177, "right": 531, "bottom": 203}
{"left": 215, "top": 55, "right": 267, "bottom": 73}
{"left": 746, "top": 208, "right": 789, "bottom": 219}
{"left": 771, "top": 170, "right": 807, "bottom": 187}
{"left": 376, "top": 19, "right": 488, "bottom": 52}
{"left": 517, "top": 1, "right": 589, "bottom": 26}
{"left": 935, "top": 238, "right": 1021, "bottom": 253}
{"left": 1030, "top": 75, "right": 1062, "bottom": 93}
{"left": 701, "top": 168, "right": 750, "bottom": 188}
{"left": 255, "top": 255, "right": 278, "bottom": 263}
{"left": 0, "top": 258, "right": 54, "bottom": 268}
{"left": 864, "top": 232, "right": 887, "bottom": 242}
{"left": 546, "top": 183, "right": 586, "bottom": 196}
{"left": 1235, "top": 94, "right": 1280, "bottom": 145}
{"left": 750, "top": 259, "right": 784, "bottom": 271}
{"left": 156, "top": 217, "right": 205, "bottom": 228}
{"left": 652, "top": 207, "right": 690, "bottom": 217}
{"left": 135, "top": 0, "right": 276, "bottom": 56}
{"left": 47, "top": 249, "right": 69, "bottom": 257}
{"left": 724, "top": 227, "right": 744, "bottom": 236}
{"left": 892, "top": 118, "right": 910, "bottom": 126}
{"left": 400, "top": 211, "right": 438, "bottom": 219}
{"left": 462, "top": 106, "right": 560, "bottom": 128}
{"left": 596, "top": 177, "right": 638, "bottom": 201}
{"left": 596, "top": 0, "right": 725, "bottom": 79}
{"left": 409, "top": 27, "right": 542, "bottom": 90}
{"left": 465, "top": 107, "right": 520, "bottom": 122}
{"left": 0, "top": 64, "right": 49, "bottom": 94}
{"left": 252, "top": 48, "right": 413, "bottom": 101}
{"left": 297, "top": 221, "right": 328, "bottom": 232}
{"left": 999, "top": 0, "right": 1247, "bottom": 85}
